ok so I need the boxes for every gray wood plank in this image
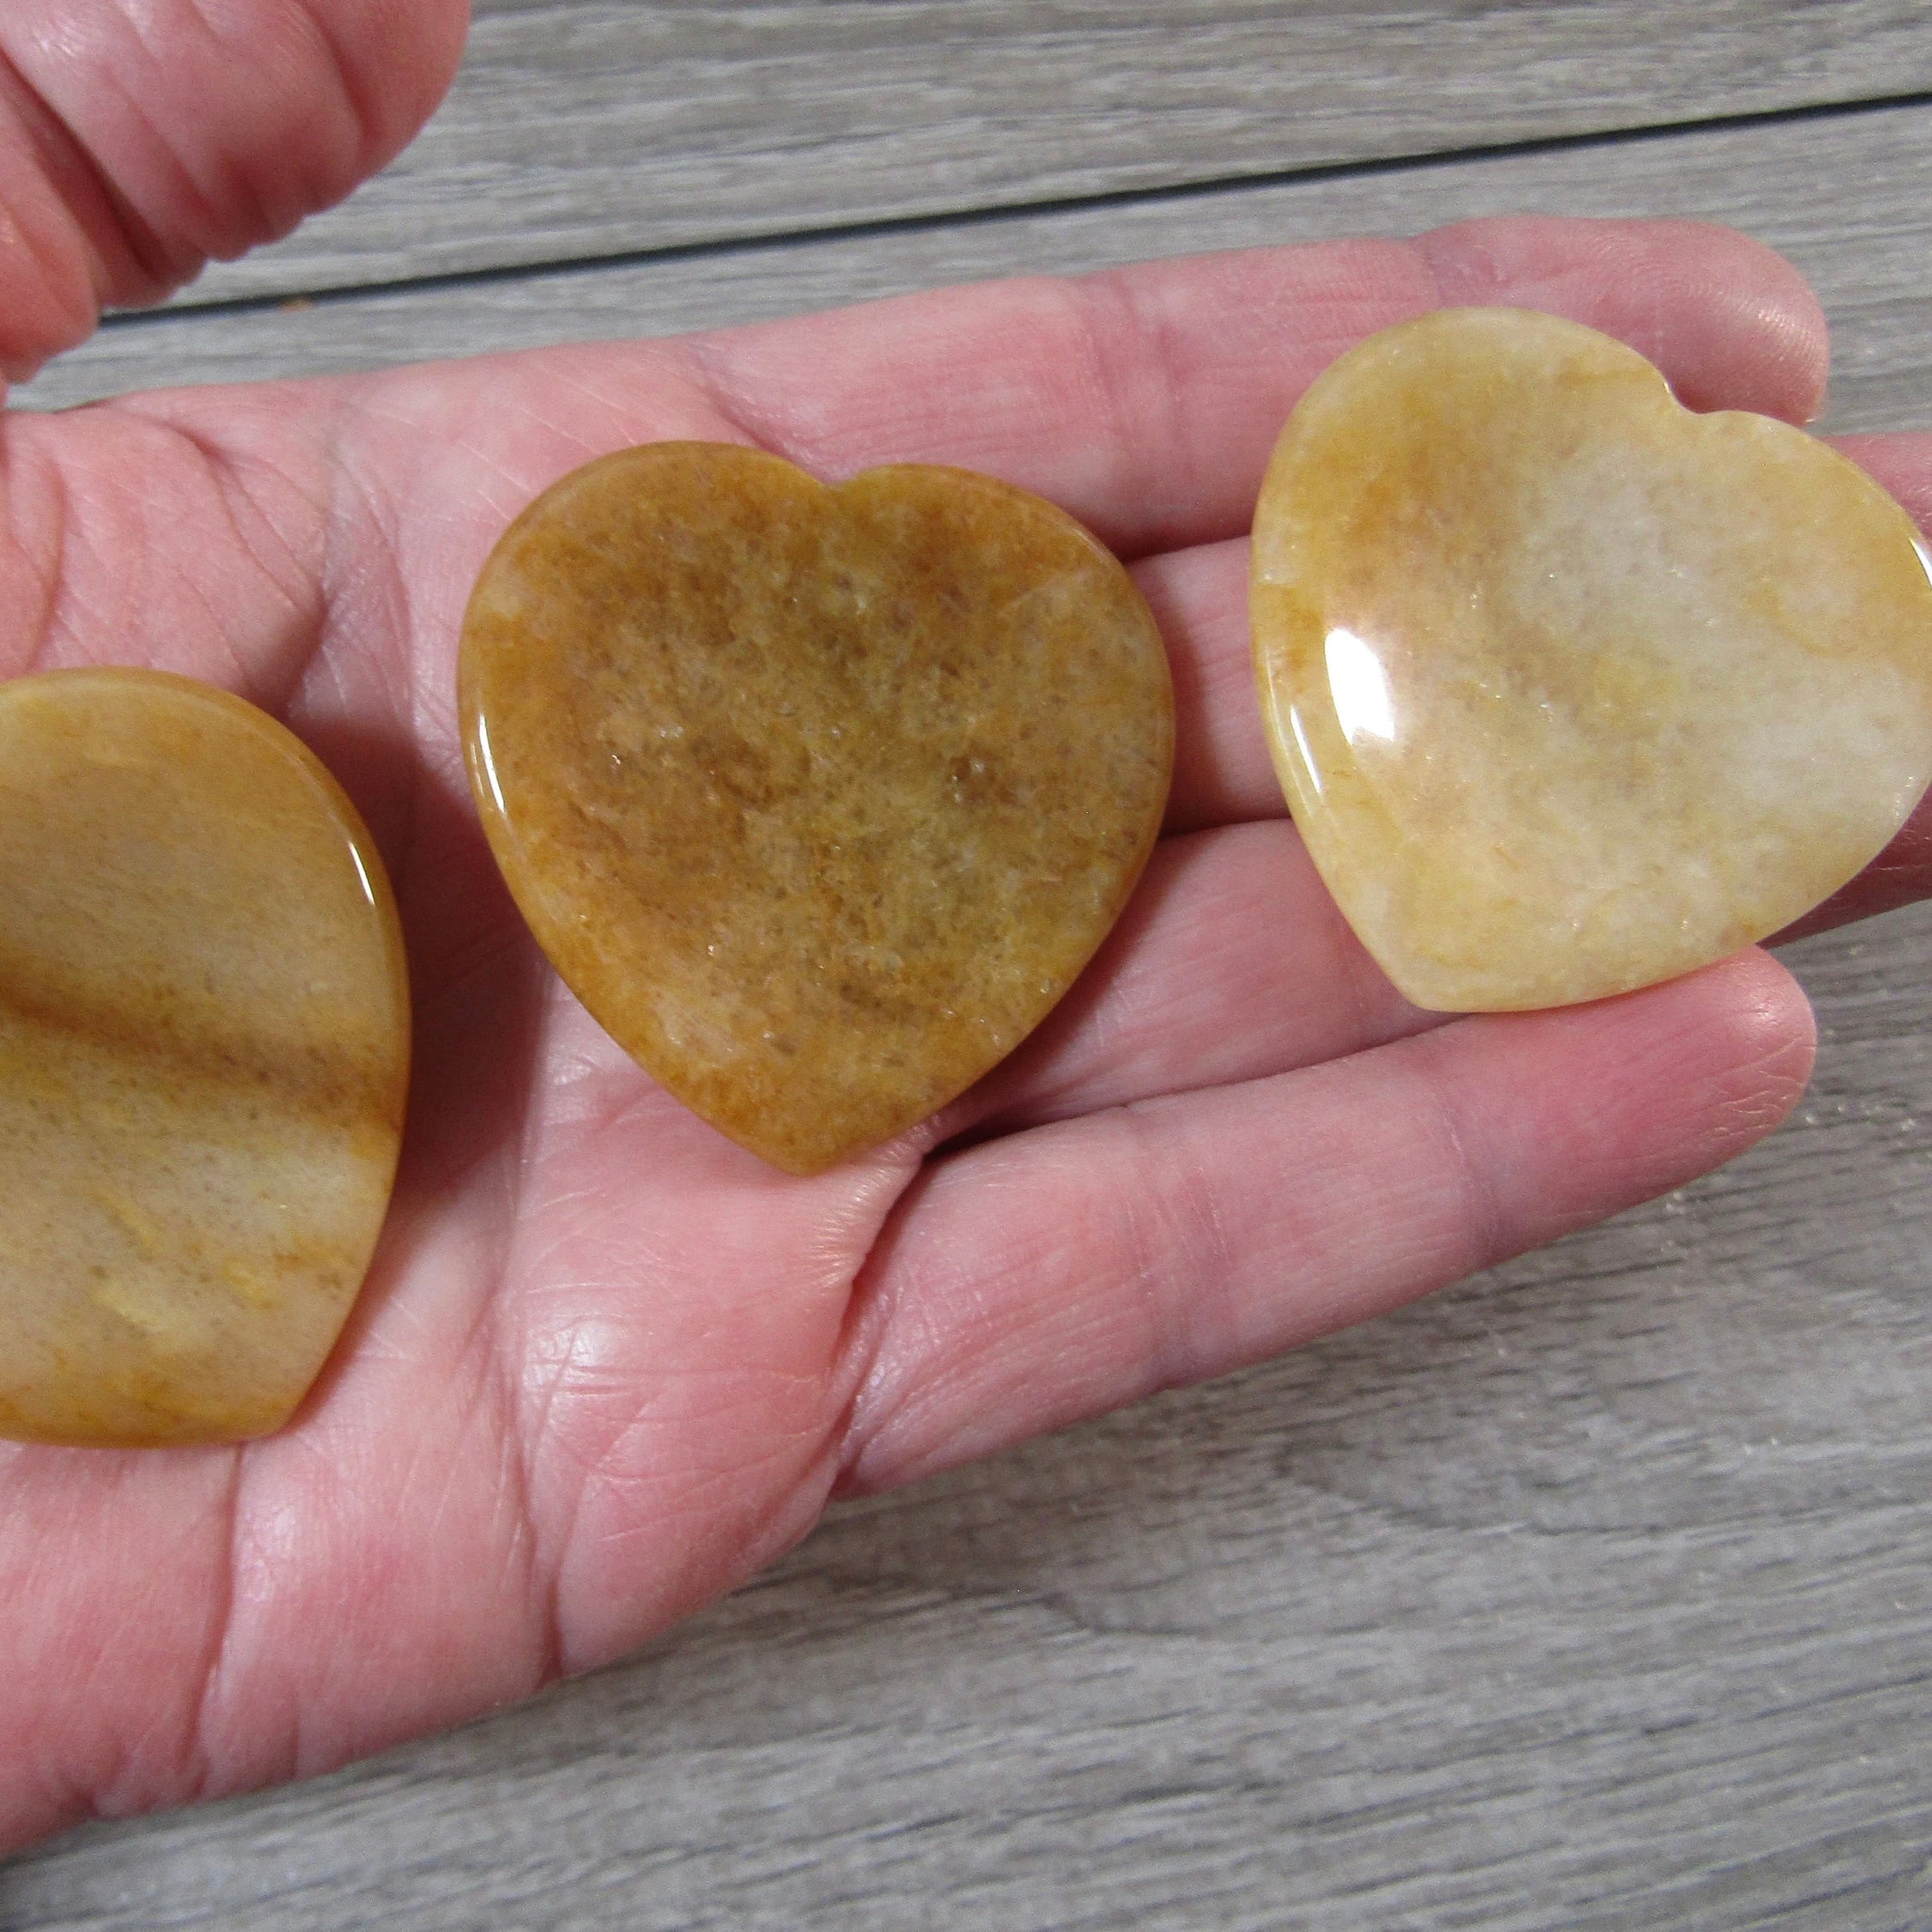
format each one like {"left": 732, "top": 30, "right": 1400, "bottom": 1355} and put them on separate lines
{"left": 11, "top": 82, "right": 1932, "bottom": 1932}
{"left": 175, "top": 0, "right": 1932, "bottom": 307}
{"left": 33, "top": 102, "right": 1932, "bottom": 442}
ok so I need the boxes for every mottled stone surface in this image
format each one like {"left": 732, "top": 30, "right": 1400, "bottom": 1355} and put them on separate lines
{"left": 460, "top": 442, "right": 1174, "bottom": 1173}
{"left": 1252, "top": 307, "right": 1932, "bottom": 1012}
{"left": 0, "top": 671, "right": 410, "bottom": 1448}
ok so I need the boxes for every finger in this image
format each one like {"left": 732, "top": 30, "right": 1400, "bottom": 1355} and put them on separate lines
{"left": 1135, "top": 535, "right": 1281, "bottom": 832}
{"left": 839, "top": 950, "right": 1815, "bottom": 1494}
{"left": 932, "top": 820, "right": 1437, "bottom": 1144}
{"left": 0, "top": 0, "right": 470, "bottom": 377}
{"left": 0, "top": 221, "right": 1820, "bottom": 889}
{"left": 13, "top": 215, "right": 1830, "bottom": 710}
{"left": 680, "top": 215, "right": 1827, "bottom": 557}
{"left": 0, "top": 217, "right": 1840, "bottom": 1000}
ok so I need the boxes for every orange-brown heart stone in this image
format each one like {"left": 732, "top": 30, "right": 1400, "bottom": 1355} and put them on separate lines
{"left": 1251, "top": 307, "right": 1932, "bottom": 1012}
{"left": 0, "top": 671, "right": 410, "bottom": 1448}
{"left": 459, "top": 442, "right": 1174, "bottom": 1173}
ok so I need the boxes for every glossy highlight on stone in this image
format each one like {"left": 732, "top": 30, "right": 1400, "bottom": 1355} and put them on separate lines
{"left": 460, "top": 441, "right": 1174, "bottom": 1174}
{"left": 1251, "top": 307, "right": 1932, "bottom": 1012}
{"left": 0, "top": 671, "right": 410, "bottom": 1448}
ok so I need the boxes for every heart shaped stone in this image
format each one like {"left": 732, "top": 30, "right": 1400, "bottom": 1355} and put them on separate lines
{"left": 1251, "top": 307, "right": 1932, "bottom": 1012}
{"left": 0, "top": 671, "right": 410, "bottom": 1447}
{"left": 459, "top": 442, "right": 1173, "bottom": 1173}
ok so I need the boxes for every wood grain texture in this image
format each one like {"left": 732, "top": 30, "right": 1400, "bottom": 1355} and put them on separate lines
{"left": 7, "top": 5, "right": 1932, "bottom": 1929}
{"left": 27, "top": 103, "right": 1932, "bottom": 438}
{"left": 171, "top": 0, "right": 1932, "bottom": 306}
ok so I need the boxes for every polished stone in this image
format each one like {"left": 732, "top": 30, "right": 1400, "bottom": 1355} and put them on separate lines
{"left": 460, "top": 442, "right": 1173, "bottom": 1173}
{"left": 0, "top": 671, "right": 410, "bottom": 1448}
{"left": 1251, "top": 307, "right": 1932, "bottom": 1012}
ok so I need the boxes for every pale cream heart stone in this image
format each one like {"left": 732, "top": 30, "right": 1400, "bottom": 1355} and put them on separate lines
{"left": 0, "top": 671, "right": 410, "bottom": 1448}
{"left": 1251, "top": 307, "right": 1932, "bottom": 1012}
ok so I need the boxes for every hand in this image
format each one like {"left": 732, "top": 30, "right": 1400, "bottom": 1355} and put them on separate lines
{"left": 5, "top": 0, "right": 1929, "bottom": 1856}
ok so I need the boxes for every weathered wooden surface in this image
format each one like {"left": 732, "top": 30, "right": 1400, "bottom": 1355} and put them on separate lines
{"left": 179, "top": 0, "right": 1932, "bottom": 305}
{"left": 7, "top": 3, "right": 1932, "bottom": 1927}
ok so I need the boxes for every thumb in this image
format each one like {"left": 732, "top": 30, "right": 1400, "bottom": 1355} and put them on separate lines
{"left": 0, "top": 0, "right": 470, "bottom": 379}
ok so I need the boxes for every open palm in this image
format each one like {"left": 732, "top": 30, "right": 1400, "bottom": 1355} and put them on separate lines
{"left": 5, "top": 0, "right": 1930, "bottom": 1856}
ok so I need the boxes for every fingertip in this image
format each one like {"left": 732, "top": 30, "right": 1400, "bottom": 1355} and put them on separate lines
{"left": 1666, "top": 947, "right": 1819, "bottom": 1151}
{"left": 1421, "top": 949, "right": 1816, "bottom": 1255}
{"left": 1418, "top": 216, "right": 1830, "bottom": 425}
{"left": 1649, "top": 222, "right": 1829, "bottom": 424}
{"left": 336, "top": 0, "right": 472, "bottom": 179}
{"left": 1580, "top": 949, "right": 1818, "bottom": 1195}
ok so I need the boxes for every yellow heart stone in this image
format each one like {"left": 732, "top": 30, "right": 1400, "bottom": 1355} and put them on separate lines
{"left": 459, "top": 442, "right": 1173, "bottom": 1174}
{"left": 0, "top": 671, "right": 410, "bottom": 1448}
{"left": 1251, "top": 307, "right": 1932, "bottom": 1012}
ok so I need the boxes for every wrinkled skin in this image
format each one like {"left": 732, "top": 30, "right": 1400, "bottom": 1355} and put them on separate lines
{"left": 3, "top": 0, "right": 1930, "bottom": 1858}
